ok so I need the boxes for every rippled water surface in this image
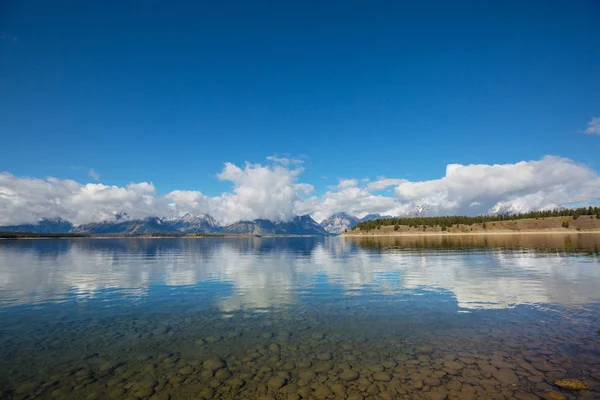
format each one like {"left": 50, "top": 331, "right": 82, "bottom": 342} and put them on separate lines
{"left": 1, "top": 235, "right": 599, "bottom": 399}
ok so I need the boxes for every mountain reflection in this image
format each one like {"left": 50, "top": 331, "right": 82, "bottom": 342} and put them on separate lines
{"left": 0, "top": 235, "right": 599, "bottom": 311}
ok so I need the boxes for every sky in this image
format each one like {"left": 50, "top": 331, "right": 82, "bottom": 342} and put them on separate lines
{"left": 1, "top": 1, "right": 600, "bottom": 225}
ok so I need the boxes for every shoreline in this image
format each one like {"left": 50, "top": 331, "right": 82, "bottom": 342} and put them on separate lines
{"left": 0, "top": 234, "right": 330, "bottom": 240}
{"left": 343, "top": 230, "right": 600, "bottom": 237}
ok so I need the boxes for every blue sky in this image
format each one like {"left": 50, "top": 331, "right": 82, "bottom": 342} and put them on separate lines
{"left": 1, "top": 1, "right": 599, "bottom": 224}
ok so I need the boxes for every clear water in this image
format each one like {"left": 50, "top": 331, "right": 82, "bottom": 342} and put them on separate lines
{"left": 0, "top": 235, "right": 599, "bottom": 399}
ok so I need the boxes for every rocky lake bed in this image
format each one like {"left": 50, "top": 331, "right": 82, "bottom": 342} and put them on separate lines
{"left": 0, "top": 237, "right": 599, "bottom": 399}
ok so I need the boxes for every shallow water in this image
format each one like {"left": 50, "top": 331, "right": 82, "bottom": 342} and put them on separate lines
{"left": 0, "top": 235, "right": 599, "bottom": 399}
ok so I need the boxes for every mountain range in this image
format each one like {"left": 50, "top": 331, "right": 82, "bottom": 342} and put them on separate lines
{"left": 0, "top": 203, "right": 523, "bottom": 235}
{"left": 0, "top": 214, "right": 332, "bottom": 236}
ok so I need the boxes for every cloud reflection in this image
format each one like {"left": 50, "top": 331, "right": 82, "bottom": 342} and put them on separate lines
{"left": 0, "top": 235, "right": 599, "bottom": 311}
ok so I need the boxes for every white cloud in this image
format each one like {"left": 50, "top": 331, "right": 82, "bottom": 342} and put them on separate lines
{"left": 213, "top": 162, "right": 313, "bottom": 223}
{"left": 266, "top": 155, "right": 304, "bottom": 166}
{"left": 296, "top": 186, "right": 409, "bottom": 222}
{"left": 88, "top": 168, "right": 100, "bottom": 181}
{"left": 0, "top": 173, "right": 163, "bottom": 225}
{"left": 394, "top": 156, "right": 600, "bottom": 215}
{"left": 337, "top": 179, "right": 358, "bottom": 189}
{"left": 584, "top": 117, "right": 600, "bottom": 135}
{"left": 1, "top": 156, "right": 599, "bottom": 226}
{"left": 367, "top": 177, "right": 407, "bottom": 191}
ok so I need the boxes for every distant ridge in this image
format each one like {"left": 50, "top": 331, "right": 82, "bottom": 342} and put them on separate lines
{"left": 0, "top": 218, "right": 74, "bottom": 234}
{"left": 1, "top": 214, "right": 331, "bottom": 236}
{"left": 224, "top": 215, "right": 330, "bottom": 235}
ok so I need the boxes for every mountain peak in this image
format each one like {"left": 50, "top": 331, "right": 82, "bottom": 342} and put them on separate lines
{"left": 320, "top": 213, "right": 360, "bottom": 234}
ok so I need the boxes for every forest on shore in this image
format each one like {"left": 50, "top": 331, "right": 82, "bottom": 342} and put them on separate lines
{"left": 353, "top": 206, "right": 600, "bottom": 232}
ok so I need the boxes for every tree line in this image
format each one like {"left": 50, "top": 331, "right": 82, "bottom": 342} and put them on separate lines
{"left": 353, "top": 206, "right": 600, "bottom": 231}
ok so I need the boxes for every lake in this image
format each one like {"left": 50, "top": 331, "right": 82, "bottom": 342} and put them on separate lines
{"left": 1, "top": 235, "right": 599, "bottom": 399}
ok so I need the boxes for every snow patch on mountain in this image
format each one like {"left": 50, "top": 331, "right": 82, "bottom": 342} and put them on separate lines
{"left": 320, "top": 212, "right": 360, "bottom": 234}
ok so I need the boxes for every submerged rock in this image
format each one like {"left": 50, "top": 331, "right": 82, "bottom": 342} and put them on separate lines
{"left": 372, "top": 371, "right": 392, "bottom": 382}
{"left": 203, "top": 358, "right": 226, "bottom": 371}
{"left": 540, "top": 391, "right": 566, "bottom": 400}
{"left": 553, "top": 378, "right": 588, "bottom": 391}
{"left": 340, "top": 370, "right": 360, "bottom": 381}
{"left": 267, "top": 376, "right": 287, "bottom": 390}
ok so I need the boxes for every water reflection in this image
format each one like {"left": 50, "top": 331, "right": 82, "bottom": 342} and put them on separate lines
{"left": 1, "top": 235, "right": 599, "bottom": 311}
{"left": 1, "top": 236, "right": 600, "bottom": 399}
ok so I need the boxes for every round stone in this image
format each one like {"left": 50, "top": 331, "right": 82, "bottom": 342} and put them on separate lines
{"left": 227, "top": 377, "right": 244, "bottom": 388}
{"left": 178, "top": 366, "right": 193, "bottom": 375}
{"left": 299, "top": 371, "right": 316, "bottom": 380}
{"left": 331, "top": 383, "right": 346, "bottom": 395}
{"left": 297, "top": 386, "right": 313, "bottom": 398}
{"left": 493, "top": 369, "right": 519, "bottom": 385}
{"left": 203, "top": 358, "right": 225, "bottom": 371}
{"left": 316, "top": 352, "right": 332, "bottom": 361}
{"left": 198, "top": 388, "right": 214, "bottom": 399}
{"left": 267, "top": 377, "right": 287, "bottom": 390}
{"left": 215, "top": 369, "right": 231, "bottom": 380}
{"left": 314, "top": 386, "right": 331, "bottom": 399}
{"left": 541, "top": 392, "right": 566, "bottom": 400}
{"left": 340, "top": 370, "right": 360, "bottom": 381}
{"left": 280, "top": 384, "right": 299, "bottom": 394}
{"left": 269, "top": 343, "right": 281, "bottom": 352}
{"left": 373, "top": 372, "right": 392, "bottom": 382}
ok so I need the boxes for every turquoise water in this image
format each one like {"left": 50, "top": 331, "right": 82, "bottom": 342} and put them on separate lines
{"left": 0, "top": 235, "right": 599, "bottom": 399}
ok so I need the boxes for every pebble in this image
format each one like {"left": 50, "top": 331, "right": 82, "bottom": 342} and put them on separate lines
{"left": 314, "top": 385, "right": 331, "bottom": 399}
{"left": 178, "top": 366, "right": 193, "bottom": 375}
{"left": 215, "top": 369, "right": 231, "bottom": 380}
{"left": 540, "top": 392, "right": 566, "bottom": 400}
{"left": 299, "top": 371, "right": 316, "bottom": 380}
{"left": 493, "top": 368, "right": 519, "bottom": 385}
{"left": 373, "top": 371, "right": 392, "bottom": 382}
{"left": 269, "top": 343, "right": 281, "bottom": 352}
{"left": 297, "top": 386, "right": 313, "bottom": 398}
{"left": 227, "top": 377, "right": 244, "bottom": 388}
{"left": 203, "top": 358, "right": 226, "bottom": 371}
{"left": 340, "top": 369, "right": 360, "bottom": 381}
{"left": 553, "top": 378, "right": 589, "bottom": 391}
{"left": 267, "top": 376, "right": 287, "bottom": 390}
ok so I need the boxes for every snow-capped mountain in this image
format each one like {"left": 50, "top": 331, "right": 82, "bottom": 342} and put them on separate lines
{"left": 488, "top": 202, "right": 523, "bottom": 216}
{"left": 405, "top": 204, "right": 430, "bottom": 217}
{"left": 224, "top": 215, "right": 330, "bottom": 235}
{"left": 320, "top": 212, "right": 360, "bottom": 234}
{"left": 1, "top": 213, "right": 331, "bottom": 235}
{"left": 163, "top": 213, "right": 220, "bottom": 232}
{"left": 72, "top": 214, "right": 221, "bottom": 234}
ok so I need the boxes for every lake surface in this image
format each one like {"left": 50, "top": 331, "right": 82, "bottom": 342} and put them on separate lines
{"left": 1, "top": 235, "right": 599, "bottom": 399}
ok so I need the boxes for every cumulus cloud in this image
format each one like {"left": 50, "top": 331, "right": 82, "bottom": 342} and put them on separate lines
{"left": 214, "top": 162, "right": 313, "bottom": 223}
{"left": 337, "top": 179, "right": 358, "bottom": 189}
{"left": 1, "top": 156, "right": 599, "bottom": 226}
{"left": 584, "top": 117, "right": 600, "bottom": 135}
{"left": 394, "top": 156, "right": 600, "bottom": 215}
{"left": 0, "top": 173, "right": 163, "bottom": 225}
